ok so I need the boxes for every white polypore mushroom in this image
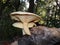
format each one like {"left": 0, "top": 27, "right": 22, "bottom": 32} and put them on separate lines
{"left": 10, "top": 11, "right": 41, "bottom": 35}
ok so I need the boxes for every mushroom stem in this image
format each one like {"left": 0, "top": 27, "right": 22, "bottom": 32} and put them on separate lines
{"left": 23, "top": 23, "right": 31, "bottom": 35}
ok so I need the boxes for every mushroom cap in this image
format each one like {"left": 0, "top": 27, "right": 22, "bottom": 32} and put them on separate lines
{"left": 10, "top": 11, "right": 41, "bottom": 23}
{"left": 12, "top": 22, "right": 36, "bottom": 28}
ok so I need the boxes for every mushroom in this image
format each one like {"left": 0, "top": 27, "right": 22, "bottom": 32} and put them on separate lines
{"left": 10, "top": 11, "right": 41, "bottom": 35}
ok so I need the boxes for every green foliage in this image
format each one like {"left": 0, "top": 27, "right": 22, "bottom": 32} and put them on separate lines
{"left": 35, "top": 0, "right": 60, "bottom": 28}
{"left": 0, "top": 0, "right": 22, "bottom": 41}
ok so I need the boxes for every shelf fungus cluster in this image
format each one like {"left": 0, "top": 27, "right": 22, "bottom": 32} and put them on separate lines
{"left": 10, "top": 11, "right": 41, "bottom": 35}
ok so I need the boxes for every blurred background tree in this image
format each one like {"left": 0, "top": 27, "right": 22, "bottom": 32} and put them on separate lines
{"left": 35, "top": 0, "right": 60, "bottom": 27}
{"left": 0, "top": 0, "right": 60, "bottom": 41}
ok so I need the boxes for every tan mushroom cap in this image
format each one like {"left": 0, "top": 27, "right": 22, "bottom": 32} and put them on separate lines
{"left": 10, "top": 11, "right": 41, "bottom": 23}
{"left": 12, "top": 22, "right": 36, "bottom": 28}
{"left": 10, "top": 11, "right": 41, "bottom": 35}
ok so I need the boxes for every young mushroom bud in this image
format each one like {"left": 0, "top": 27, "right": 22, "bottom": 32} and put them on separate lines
{"left": 10, "top": 11, "right": 41, "bottom": 35}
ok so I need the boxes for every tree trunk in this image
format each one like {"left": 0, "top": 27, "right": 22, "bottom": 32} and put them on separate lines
{"left": 28, "top": 0, "right": 34, "bottom": 13}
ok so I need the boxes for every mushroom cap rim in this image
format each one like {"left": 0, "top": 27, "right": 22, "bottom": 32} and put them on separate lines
{"left": 10, "top": 11, "right": 41, "bottom": 19}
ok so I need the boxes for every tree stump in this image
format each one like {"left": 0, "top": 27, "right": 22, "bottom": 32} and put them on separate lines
{"left": 11, "top": 26, "right": 60, "bottom": 45}
{"left": 18, "top": 26, "right": 60, "bottom": 45}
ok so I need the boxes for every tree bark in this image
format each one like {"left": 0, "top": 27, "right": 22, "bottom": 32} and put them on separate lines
{"left": 18, "top": 26, "right": 60, "bottom": 45}
{"left": 28, "top": 0, "right": 34, "bottom": 13}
